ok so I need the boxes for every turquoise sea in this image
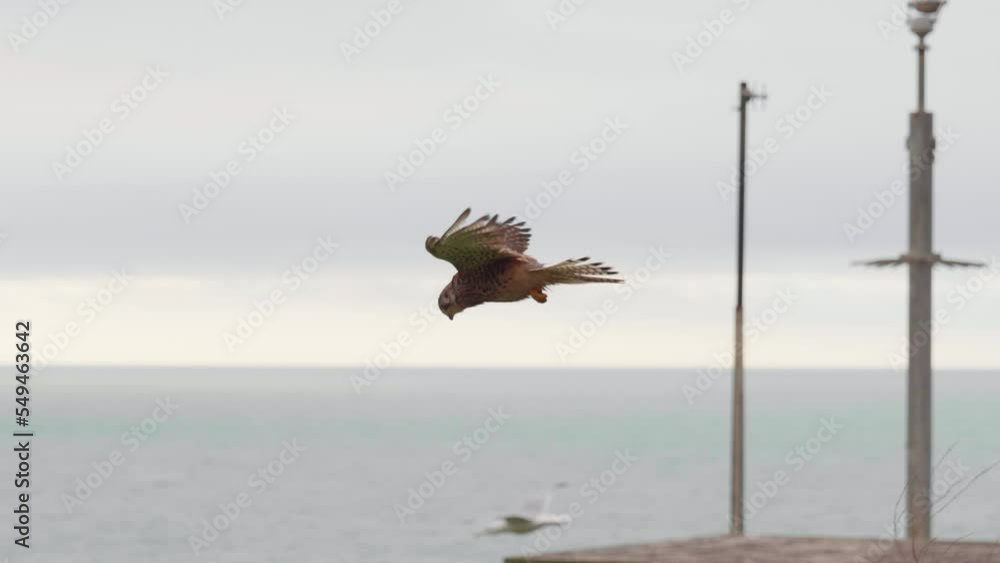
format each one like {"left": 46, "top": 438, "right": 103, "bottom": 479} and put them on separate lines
{"left": 4, "top": 368, "right": 998, "bottom": 562}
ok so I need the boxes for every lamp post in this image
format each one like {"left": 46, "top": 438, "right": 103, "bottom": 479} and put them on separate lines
{"left": 910, "top": 0, "right": 944, "bottom": 112}
{"left": 904, "top": 1, "right": 942, "bottom": 541}
{"left": 730, "top": 81, "right": 765, "bottom": 537}
{"left": 856, "top": 0, "right": 983, "bottom": 540}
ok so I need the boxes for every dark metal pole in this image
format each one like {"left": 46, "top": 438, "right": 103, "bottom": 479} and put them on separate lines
{"left": 737, "top": 82, "right": 749, "bottom": 311}
{"left": 730, "top": 81, "right": 750, "bottom": 536}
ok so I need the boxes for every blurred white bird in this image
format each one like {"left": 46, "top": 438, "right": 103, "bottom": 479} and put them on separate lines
{"left": 479, "top": 483, "right": 571, "bottom": 536}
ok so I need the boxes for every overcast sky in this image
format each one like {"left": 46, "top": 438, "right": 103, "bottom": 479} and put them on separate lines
{"left": 2, "top": 0, "right": 998, "bottom": 368}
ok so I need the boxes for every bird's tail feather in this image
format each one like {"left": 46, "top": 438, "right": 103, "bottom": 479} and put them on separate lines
{"left": 531, "top": 257, "right": 622, "bottom": 285}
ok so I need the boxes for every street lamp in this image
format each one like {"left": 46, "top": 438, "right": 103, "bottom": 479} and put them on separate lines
{"left": 911, "top": 0, "right": 945, "bottom": 15}
{"left": 909, "top": 0, "right": 945, "bottom": 110}
{"left": 856, "top": 0, "right": 984, "bottom": 541}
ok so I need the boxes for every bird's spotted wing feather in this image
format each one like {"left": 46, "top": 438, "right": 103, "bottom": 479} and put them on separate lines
{"left": 425, "top": 208, "right": 531, "bottom": 271}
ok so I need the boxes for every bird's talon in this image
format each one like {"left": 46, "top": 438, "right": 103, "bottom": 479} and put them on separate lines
{"left": 529, "top": 289, "right": 548, "bottom": 303}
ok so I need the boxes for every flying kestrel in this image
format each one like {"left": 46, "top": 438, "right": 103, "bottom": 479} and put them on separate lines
{"left": 426, "top": 209, "right": 622, "bottom": 320}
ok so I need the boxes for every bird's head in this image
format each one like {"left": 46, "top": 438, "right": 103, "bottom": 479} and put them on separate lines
{"left": 438, "top": 285, "right": 464, "bottom": 320}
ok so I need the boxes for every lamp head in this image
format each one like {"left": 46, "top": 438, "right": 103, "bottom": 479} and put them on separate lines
{"left": 910, "top": 0, "right": 945, "bottom": 14}
{"left": 908, "top": 0, "right": 945, "bottom": 37}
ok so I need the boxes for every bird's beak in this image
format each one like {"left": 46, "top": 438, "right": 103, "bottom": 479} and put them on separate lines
{"left": 447, "top": 313, "right": 454, "bottom": 320}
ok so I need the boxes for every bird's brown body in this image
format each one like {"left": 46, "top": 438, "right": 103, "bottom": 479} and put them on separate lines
{"left": 446, "top": 257, "right": 544, "bottom": 308}
{"left": 426, "top": 209, "right": 621, "bottom": 319}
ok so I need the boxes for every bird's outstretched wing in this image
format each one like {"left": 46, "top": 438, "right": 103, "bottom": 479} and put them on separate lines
{"left": 521, "top": 495, "right": 545, "bottom": 516}
{"left": 425, "top": 208, "right": 531, "bottom": 271}
{"left": 502, "top": 516, "right": 534, "bottom": 527}
{"left": 522, "top": 482, "right": 568, "bottom": 515}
